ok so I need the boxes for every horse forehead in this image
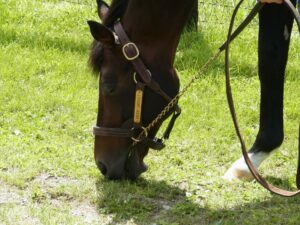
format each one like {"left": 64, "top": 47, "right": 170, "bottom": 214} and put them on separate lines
{"left": 101, "top": 52, "right": 130, "bottom": 72}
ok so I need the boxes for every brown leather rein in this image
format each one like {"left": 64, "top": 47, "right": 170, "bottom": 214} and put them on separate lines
{"left": 93, "top": 0, "right": 300, "bottom": 196}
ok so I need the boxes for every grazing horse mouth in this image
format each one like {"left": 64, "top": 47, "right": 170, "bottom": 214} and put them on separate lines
{"left": 125, "top": 160, "right": 148, "bottom": 180}
{"left": 95, "top": 141, "right": 149, "bottom": 180}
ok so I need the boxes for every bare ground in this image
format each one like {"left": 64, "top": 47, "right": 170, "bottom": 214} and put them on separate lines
{"left": 0, "top": 174, "right": 113, "bottom": 225}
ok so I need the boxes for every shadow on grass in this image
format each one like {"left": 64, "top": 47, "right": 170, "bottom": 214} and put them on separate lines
{"left": 95, "top": 177, "right": 300, "bottom": 225}
{"left": 265, "top": 176, "right": 297, "bottom": 188}
{"left": 95, "top": 178, "right": 208, "bottom": 225}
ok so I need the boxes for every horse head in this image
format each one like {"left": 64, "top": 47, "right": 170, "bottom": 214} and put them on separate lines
{"left": 88, "top": 0, "right": 194, "bottom": 179}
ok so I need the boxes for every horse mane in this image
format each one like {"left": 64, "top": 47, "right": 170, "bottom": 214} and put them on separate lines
{"left": 89, "top": 0, "right": 129, "bottom": 74}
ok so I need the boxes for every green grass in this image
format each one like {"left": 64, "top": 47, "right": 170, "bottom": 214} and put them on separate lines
{"left": 0, "top": 0, "right": 300, "bottom": 224}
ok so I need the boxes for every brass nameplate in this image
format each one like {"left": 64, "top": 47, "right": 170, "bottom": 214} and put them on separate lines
{"left": 134, "top": 89, "right": 143, "bottom": 124}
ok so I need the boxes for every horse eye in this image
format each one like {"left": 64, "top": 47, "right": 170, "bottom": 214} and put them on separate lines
{"left": 102, "top": 83, "right": 117, "bottom": 95}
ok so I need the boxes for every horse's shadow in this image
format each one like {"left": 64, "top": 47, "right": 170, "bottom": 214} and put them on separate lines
{"left": 95, "top": 177, "right": 300, "bottom": 225}
{"left": 95, "top": 177, "right": 207, "bottom": 225}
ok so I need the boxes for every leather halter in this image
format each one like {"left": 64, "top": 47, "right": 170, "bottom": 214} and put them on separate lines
{"left": 93, "top": 21, "right": 181, "bottom": 150}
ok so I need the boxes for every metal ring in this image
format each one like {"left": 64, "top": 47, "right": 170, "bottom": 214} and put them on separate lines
{"left": 131, "top": 127, "right": 148, "bottom": 143}
{"left": 131, "top": 137, "right": 141, "bottom": 143}
{"left": 133, "top": 72, "right": 138, "bottom": 84}
{"left": 133, "top": 70, "right": 152, "bottom": 84}
{"left": 146, "top": 69, "right": 152, "bottom": 77}
{"left": 141, "top": 126, "right": 148, "bottom": 137}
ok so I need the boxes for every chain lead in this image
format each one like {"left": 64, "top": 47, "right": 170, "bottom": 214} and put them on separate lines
{"left": 133, "top": 50, "right": 222, "bottom": 144}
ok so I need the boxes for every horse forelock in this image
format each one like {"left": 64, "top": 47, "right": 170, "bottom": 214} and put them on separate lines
{"left": 89, "top": 40, "right": 104, "bottom": 75}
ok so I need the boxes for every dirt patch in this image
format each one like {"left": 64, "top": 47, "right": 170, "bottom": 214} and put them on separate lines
{"left": 0, "top": 174, "right": 112, "bottom": 224}
{"left": 33, "top": 173, "right": 81, "bottom": 189}
{"left": 71, "top": 203, "right": 112, "bottom": 224}
{"left": 0, "top": 180, "right": 27, "bottom": 205}
{"left": 0, "top": 180, "right": 41, "bottom": 224}
{"left": 32, "top": 173, "right": 105, "bottom": 224}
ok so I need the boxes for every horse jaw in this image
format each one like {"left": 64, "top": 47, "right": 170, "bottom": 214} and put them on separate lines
{"left": 222, "top": 152, "right": 270, "bottom": 182}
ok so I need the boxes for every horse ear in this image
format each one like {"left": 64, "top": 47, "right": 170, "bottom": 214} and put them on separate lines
{"left": 87, "top": 20, "right": 115, "bottom": 46}
{"left": 96, "top": 0, "right": 109, "bottom": 21}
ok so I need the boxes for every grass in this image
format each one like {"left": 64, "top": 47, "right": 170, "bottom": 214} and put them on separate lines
{"left": 0, "top": 0, "right": 300, "bottom": 224}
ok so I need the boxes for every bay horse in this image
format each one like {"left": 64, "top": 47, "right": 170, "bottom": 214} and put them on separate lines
{"left": 88, "top": 0, "right": 296, "bottom": 181}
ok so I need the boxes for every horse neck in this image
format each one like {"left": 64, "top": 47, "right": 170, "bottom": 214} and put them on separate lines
{"left": 122, "top": 0, "right": 196, "bottom": 69}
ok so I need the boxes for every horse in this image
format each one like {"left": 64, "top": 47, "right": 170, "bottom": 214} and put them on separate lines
{"left": 87, "top": 0, "right": 296, "bottom": 181}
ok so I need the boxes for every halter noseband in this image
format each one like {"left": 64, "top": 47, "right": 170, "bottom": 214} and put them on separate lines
{"left": 93, "top": 21, "right": 181, "bottom": 151}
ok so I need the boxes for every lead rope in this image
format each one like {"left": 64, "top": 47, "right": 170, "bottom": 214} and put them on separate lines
{"left": 225, "top": 0, "right": 300, "bottom": 197}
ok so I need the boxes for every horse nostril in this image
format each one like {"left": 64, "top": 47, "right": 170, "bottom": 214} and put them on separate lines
{"left": 97, "top": 161, "right": 107, "bottom": 175}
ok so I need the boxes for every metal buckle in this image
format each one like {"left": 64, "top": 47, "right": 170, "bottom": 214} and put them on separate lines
{"left": 122, "top": 42, "right": 140, "bottom": 61}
